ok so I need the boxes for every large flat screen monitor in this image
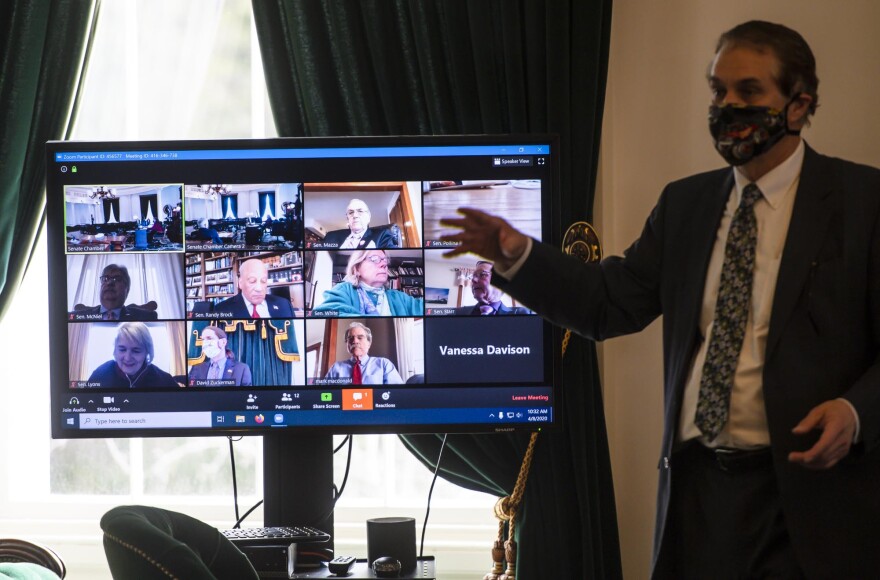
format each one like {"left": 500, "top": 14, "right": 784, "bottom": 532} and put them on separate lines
{"left": 46, "top": 135, "right": 560, "bottom": 439}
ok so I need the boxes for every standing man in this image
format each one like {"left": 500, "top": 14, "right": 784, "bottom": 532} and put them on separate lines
{"left": 214, "top": 258, "right": 294, "bottom": 318}
{"left": 454, "top": 260, "right": 532, "bottom": 315}
{"left": 189, "top": 326, "right": 252, "bottom": 386}
{"left": 324, "top": 322, "right": 404, "bottom": 384}
{"left": 442, "top": 21, "right": 880, "bottom": 579}
{"left": 321, "top": 198, "right": 399, "bottom": 249}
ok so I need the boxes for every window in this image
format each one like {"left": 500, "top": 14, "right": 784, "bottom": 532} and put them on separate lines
{"left": 0, "top": 2, "right": 497, "bottom": 577}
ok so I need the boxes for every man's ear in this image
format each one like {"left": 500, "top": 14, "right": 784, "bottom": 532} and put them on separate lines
{"left": 788, "top": 92, "right": 813, "bottom": 129}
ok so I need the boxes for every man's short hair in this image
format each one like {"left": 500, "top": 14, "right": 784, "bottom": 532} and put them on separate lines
{"left": 103, "top": 264, "right": 131, "bottom": 293}
{"left": 716, "top": 20, "right": 819, "bottom": 116}
{"left": 345, "top": 322, "right": 372, "bottom": 343}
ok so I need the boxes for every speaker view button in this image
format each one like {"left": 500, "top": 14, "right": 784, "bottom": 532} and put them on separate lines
{"left": 342, "top": 389, "right": 374, "bottom": 411}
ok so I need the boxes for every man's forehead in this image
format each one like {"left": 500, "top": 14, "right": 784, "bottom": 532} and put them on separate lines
{"left": 242, "top": 262, "right": 267, "bottom": 277}
{"left": 349, "top": 330, "right": 368, "bottom": 338}
{"left": 348, "top": 200, "right": 369, "bottom": 211}
{"left": 709, "top": 44, "right": 780, "bottom": 84}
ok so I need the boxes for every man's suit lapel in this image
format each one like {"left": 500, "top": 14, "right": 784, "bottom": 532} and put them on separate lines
{"left": 676, "top": 170, "right": 735, "bottom": 368}
{"left": 766, "top": 145, "right": 836, "bottom": 360}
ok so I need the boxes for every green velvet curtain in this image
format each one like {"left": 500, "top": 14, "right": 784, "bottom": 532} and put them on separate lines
{"left": 225, "top": 320, "right": 294, "bottom": 386}
{"left": 252, "top": 1, "right": 620, "bottom": 577}
{"left": 0, "top": 0, "right": 98, "bottom": 321}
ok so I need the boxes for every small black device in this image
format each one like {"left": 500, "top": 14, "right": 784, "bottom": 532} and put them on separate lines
{"left": 220, "top": 525, "right": 330, "bottom": 546}
{"left": 328, "top": 555, "right": 356, "bottom": 575}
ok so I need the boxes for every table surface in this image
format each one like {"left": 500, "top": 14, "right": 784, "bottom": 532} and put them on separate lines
{"left": 259, "top": 556, "right": 436, "bottom": 579}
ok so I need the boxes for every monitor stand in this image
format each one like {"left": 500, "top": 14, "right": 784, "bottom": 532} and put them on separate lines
{"left": 262, "top": 432, "right": 335, "bottom": 551}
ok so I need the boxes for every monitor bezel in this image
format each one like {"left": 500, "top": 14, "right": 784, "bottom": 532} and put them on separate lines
{"left": 46, "top": 133, "right": 562, "bottom": 439}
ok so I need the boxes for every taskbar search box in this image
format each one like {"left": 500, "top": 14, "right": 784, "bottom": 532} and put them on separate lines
{"left": 68, "top": 412, "right": 212, "bottom": 429}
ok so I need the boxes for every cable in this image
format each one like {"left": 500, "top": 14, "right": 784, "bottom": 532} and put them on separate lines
{"left": 227, "top": 434, "right": 354, "bottom": 528}
{"left": 228, "top": 436, "right": 241, "bottom": 525}
{"left": 314, "top": 434, "right": 354, "bottom": 525}
{"left": 334, "top": 434, "right": 350, "bottom": 453}
{"left": 419, "top": 433, "right": 448, "bottom": 559}
{"left": 234, "top": 500, "right": 263, "bottom": 529}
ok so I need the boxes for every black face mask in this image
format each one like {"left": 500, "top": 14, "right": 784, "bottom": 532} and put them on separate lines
{"left": 708, "top": 98, "right": 801, "bottom": 166}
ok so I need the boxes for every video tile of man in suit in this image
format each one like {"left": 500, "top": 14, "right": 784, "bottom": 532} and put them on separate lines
{"left": 455, "top": 261, "right": 531, "bottom": 316}
{"left": 323, "top": 321, "right": 403, "bottom": 384}
{"left": 188, "top": 326, "right": 252, "bottom": 387}
{"left": 213, "top": 258, "right": 294, "bottom": 319}
{"left": 73, "top": 264, "right": 158, "bottom": 321}
{"left": 440, "top": 21, "right": 880, "bottom": 579}
{"left": 321, "top": 198, "right": 398, "bottom": 249}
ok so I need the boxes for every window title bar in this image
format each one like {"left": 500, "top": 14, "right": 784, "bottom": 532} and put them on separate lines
{"left": 54, "top": 144, "right": 551, "bottom": 163}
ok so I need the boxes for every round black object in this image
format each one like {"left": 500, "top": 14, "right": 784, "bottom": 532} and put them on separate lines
{"left": 371, "top": 556, "right": 402, "bottom": 578}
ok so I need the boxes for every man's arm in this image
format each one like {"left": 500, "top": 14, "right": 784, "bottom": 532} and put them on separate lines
{"left": 440, "top": 206, "right": 665, "bottom": 341}
{"left": 238, "top": 362, "right": 252, "bottom": 387}
{"left": 789, "top": 192, "right": 880, "bottom": 467}
{"left": 383, "top": 360, "right": 404, "bottom": 384}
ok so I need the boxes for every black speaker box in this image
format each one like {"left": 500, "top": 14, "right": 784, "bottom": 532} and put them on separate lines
{"left": 366, "top": 516, "right": 417, "bottom": 572}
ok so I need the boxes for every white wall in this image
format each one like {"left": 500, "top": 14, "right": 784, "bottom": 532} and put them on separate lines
{"left": 599, "top": 2, "right": 880, "bottom": 578}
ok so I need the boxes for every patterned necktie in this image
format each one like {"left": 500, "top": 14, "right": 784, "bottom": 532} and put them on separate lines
{"left": 695, "top": 183, "right": 763, "bottom": 441}
{"left": 478, "top": 304, "right": 495, "bottom": 316}
{"left": 352, "top": 361, "right": 362, "bottom": 384}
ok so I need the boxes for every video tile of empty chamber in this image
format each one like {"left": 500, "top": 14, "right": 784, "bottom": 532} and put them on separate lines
{"left": 183, "top": 183, "right": 304, "bottom": 252}
{"left": 64, "top": 184, "right": 185, "bottom": 253}
{"left": 186, "top": 319, "right": 305, "bottom": 388}
{"left": 302, "top": 181, "right": 423, "bottom": 250}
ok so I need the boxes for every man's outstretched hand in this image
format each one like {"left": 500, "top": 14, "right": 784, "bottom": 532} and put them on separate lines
{"left": 439, "top": 208, "right": 530, "bottom": 270}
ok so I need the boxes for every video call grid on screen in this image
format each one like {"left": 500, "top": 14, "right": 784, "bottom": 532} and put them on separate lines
{"left": 48, "top": 136, "right": 559, "bottom": 435}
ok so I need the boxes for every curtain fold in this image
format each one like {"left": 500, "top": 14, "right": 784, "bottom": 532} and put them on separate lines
{"left": 253, "top": 1, "right": 619, "bottom": 577}
{"left": 0, "top": 0, "right": 99, "bottom": 321}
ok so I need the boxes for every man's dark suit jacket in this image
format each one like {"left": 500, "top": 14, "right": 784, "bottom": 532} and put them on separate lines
{"left": 73, "top": 304, "right": 158, "bottom": 321}
{"left": 495, "top": 145, "right": 880, "bottom": 578}
{"left": 321, "top": 226, "right": 398, "bottom": 248}
{"left": 189, "top": 358, "right": 252, "bottom": 386}
{"left": 213, "top": 293, "right": 294, "bottom": 319}
{"left": 453, "top": 302, "right": 532, "bottom": 315}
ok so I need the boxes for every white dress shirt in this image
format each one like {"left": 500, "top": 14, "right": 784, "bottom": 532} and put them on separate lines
{"left": 677, "top": 142, "right": 805, "bottom": 448}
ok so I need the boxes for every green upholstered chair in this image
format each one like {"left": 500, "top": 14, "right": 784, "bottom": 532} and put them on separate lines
{"left": 100, "top": 505, "right": 258, "bottom": 580}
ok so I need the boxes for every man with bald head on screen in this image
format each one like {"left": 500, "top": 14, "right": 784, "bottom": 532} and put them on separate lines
{"left": 213, "top": 258, "right": 294, "bottom": 318}
{"left": 321, "top": 198, "right": 399, "bottom": 249}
